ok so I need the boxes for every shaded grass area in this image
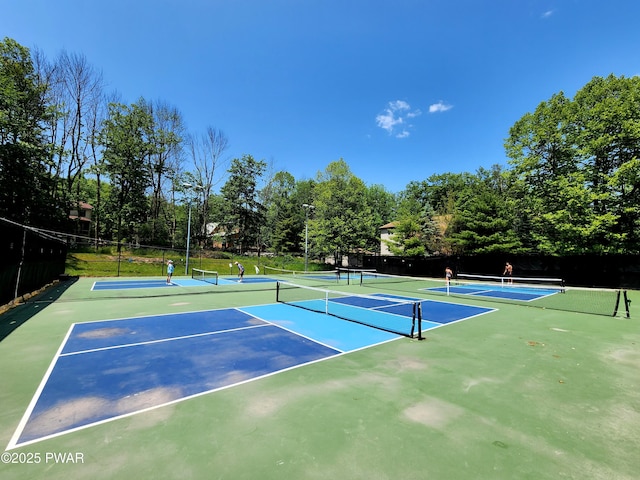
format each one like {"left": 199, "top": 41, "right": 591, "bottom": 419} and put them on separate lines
{"left": 0, "top": 278, "right": 638, "bottom": 479}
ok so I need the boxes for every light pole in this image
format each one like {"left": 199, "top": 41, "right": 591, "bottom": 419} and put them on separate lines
{"left": 303, "top": 203, "right": 314, "bottom": 272}
{"left": 183, "top": 183, "right": 203, "bottom": 275}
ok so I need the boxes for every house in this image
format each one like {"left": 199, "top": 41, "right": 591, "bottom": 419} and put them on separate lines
{"left": 207, "top": 222, "right": 240, "bottom": 251}
{"left": 69, "top": 202, "right": 93, "bottom": 237}
{"left": 379, "top": 221, "right": 398, "bottom": 256}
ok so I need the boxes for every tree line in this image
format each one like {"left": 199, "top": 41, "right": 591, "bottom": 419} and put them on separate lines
{"left": 1, "top": 37, "right": 639, "bottom": 261}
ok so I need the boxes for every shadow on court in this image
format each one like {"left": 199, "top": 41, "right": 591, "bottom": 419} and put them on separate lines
{"left": 0, "top": 277, "right": 78, "bottom": 342}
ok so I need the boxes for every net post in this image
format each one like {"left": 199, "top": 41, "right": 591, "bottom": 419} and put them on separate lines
{"left": 410, "top": 303, "right": 416, "bottom": 337}
{"left": 278, "top": 280, "right": 422, "bottom": 338}
{"left": 613, "top": 289, "right": 621, "bottom": 317}
{"left": 324, "top": 291, "right": 329, "bottom": 315}
{"left": 623, "top": 290, "right": 631, "bottom": 318}
{"left": 410, "top": 302, "right": 425, "bottom": 340}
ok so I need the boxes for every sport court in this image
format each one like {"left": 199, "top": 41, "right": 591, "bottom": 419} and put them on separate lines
{"left": 0, "top": 275, "right": 637, "bottom": 480}
{"left": 8, "top": 283, "right": 493, "bottom": 449}
{"left": 427, "top": 283, "right": 560, "bottom": 301}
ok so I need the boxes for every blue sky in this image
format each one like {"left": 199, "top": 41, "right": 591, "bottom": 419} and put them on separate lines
{"left": 2, "top": 0, "right": 640, "bottom": 193}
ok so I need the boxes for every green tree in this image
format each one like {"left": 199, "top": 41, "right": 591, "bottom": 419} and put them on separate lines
{"left": 365, "top": 183, "right": 397, "bottom": 233}
{"left": 386, "top": 187, "right": 438, "bottom": 256}
{"left": 311, "top": 159, "right": 378, "bottom": 264}
{"left": 406, "top": 173, "right": 472, "bottom": 216}
{"left": 445, "top": 167, "right": 522, "bottom": 254}
{"left": 0, "top": 37, "right": 65, "bottom": 227}
{"left": 219, "top": 154, "right": 266, "bottom": 253}
{"left": 506, "top": 75, "right": 640, "bottom": 253}
{"left": 573, "top": 74, "right": 640, "bottom": 252}
{"left": 261, "top": 171, "right": 299, "bottom": 254}
{"left": 100, "top": 100, "right": 155, "bottom": 245}
{"left": 609, "top": 158, "right": 640, "bottom": 251}
{"left": 505, "top": 92, "right": 578, "bottom": 253}
{"left": 384, "top": 216, "right": 426, "bottom": 257}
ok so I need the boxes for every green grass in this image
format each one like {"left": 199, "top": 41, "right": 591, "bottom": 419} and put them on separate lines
{"left": 64, "top": 249, "right": 330, "bottom": 278}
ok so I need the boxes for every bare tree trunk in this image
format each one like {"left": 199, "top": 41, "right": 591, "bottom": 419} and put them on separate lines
{"left": 186, "top": 127, "right": 230, "bottom": 244}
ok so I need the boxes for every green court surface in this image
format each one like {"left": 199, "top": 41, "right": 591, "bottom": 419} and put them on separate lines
{"left": 1, "top": 275, "right": 638, "bottom": 480}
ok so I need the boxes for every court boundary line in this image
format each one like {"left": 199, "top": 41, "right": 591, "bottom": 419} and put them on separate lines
{"left": 6, "top": 298, "right": 498, "bottom": 451}
{"left": 424, "top": 285, "right": 562, "bottom": 303}
{"left": 5, "top": 308, "right": 344, "bottom": 451}
{"left": 420, "top": 302, "right": 498, "bottom": 326}
{"left": 237, "top": 305, "right": 414, "bottom": 354}
{"left": 6, "top": 323, "right": 75, "bottom": 450}
{"left": 326, "top": 294, "right": 422, "bottom": 321}
{"left": 367, "top": 291, "right": 495, "bottom": 312}
{"left": 61, "top": 323, "right": 270, "bottom": 357}
{"left": 468, "top": 290, "right": 559, "bottom": 302}
{"left": 58, "top": 303, "right": 274, "bottom": 326}
{"left": 236, "top": 307, "right": 348, "bottom": 354}
{"left": 368, "top": 294, "right": 498, "bottom": 326}
{"left": 90, "top": 279, "right": 182, "bottom": 291}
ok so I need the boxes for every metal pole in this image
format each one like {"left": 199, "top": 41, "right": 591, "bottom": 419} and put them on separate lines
{"left": 185, "top": 202, "right": 192, "bottom": 275}
{"left": 305, "top": 212, "right": 309, "bottom": 272}
{"left": 303, "top": 203, "right": 314, "bottom": 272}
{"left": 13, "top": 229, "right": 27, "bottom": 302}
{"left": 182, "top": 182, "right": 202, "bottom": 276}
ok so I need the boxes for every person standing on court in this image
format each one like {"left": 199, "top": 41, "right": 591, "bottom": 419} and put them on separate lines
{"left": 503, "top": 262, "right": 513, "bottom": 284}
{"left": 235, "top": 261, "right": 245, "bottom": 282}
{"left": 445, "top": 266, "right": 453, "bottom": 286}
{"left": 166, "top": 260, "right": 175, "bottom": 284}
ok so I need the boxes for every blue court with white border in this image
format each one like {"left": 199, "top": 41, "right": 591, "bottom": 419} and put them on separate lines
{"left": 425, "top": 283, "right": 561, "bottom": 302}
{"left": 91, "top": 276, "right": 280, "bottom": 290}
{"left": 8, "top": 292, "right": 495, "bottom": 450}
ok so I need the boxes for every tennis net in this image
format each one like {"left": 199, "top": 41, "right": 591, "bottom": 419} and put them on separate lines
{"left": 358, "top": 271, "right": 630, "bottom": 318}
{"left": 276, "top": 281, "right": 423, "bottom": 338}
{"left": 456, "top": 273, "right": 565, "bottom": 290}
{"left": 191, "top": 268, "right": 219, "bottom": 285}
{"left": 263, "top": 266, "right": 340, "bottom": 284}
{"left": 336, "top": 267, "right": 377, "bottom": 285}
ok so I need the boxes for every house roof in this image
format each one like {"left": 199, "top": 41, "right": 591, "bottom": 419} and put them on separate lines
{"left": 380, "top": 221, "right": 398, "bottom": 229}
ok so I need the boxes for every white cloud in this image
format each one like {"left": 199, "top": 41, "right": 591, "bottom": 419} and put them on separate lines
{"left": 389, "top": 100, "right": 410, "bottom": 111}
{"left": 375, "top": 111, "right": 403, "bottom": 133}
{"left": 541, "top": 10, "right": 554, "bottom": 19}
{"left": 376, "top": 100, "right": 421, "bottom": 138}
{"left": 428, "top": 101, "right": 453, "bottom": 113}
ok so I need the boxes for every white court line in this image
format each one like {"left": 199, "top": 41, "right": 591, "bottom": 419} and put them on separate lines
{"left": 6, "top": 324, "right": 75, "bottom": 451}
{"left": 61, "top": 323, "right": 270, "bottom": 357}
{"left": 4, "top": 308, "right": 342, "bottom": 451}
